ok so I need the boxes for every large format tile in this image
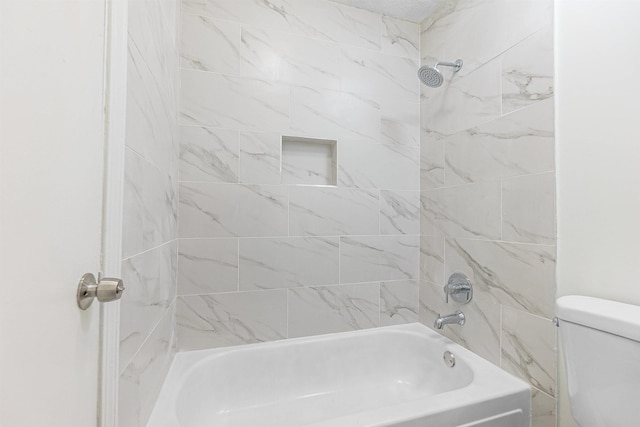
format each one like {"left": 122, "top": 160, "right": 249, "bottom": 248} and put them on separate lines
{"left": 421, "top": 181, "right": 502, "bottom": 240}
{"left": 179, "top": 126, "right": 238, "bottom": 183}
{"left": 238, "top": 132, "right": 281, "bottom": 184}
{"left": 501, "top": 307, "right": 557, "bottom": 397}
{"left": 181, "top": 70, "right": 289, "bottom": 132}
{"left": 380, "top": 280, "right": 419, "bottom": 326}
{"left": 420, "top": 0, "right": 552, "bottom": 78}
{"left": 288, "top": 283, "right": 380, "bottom": 338}
{"left": 445, "top": 98, "right": 554, "bottom": 185}
{"left": 340, "top": 235, "right": 419, "bottom": 283}
{"left": 123, "top": 148, "right": 178, "bottom": 258}
{"left": 502, "top": 172, "right": 556, "bottom": 244}
{"left": 126, "top": 0, "right": 179, "bottom": 175}
{"left": 502, "top": 26, "right": 554, "bottom": 114}
{"left": 420, "top": 235, "right": 444, "bottom": 286}
{"left": 532, "top": 388, "right": 557, "bottom": 427}
{"left": 183, "top": 0, "right": 294, "bottom": 35}
{"left": 381, "top": 16, "right": 419, "bottom": 59}
{"left": 380, "top": 190, "right": 420, "bottom": 235}
{"left": 445, "top": 238, "right": 556, "bottom": 318}
{"left": 185, "top": 0, "right": 382, "bottom": 50}
{"left": 178, "top": 238, "right": 238, "bottom": 295}
{"left": 420, "top": 58, "right": 501, "bottom": 136}
{"left": 176, "top": 290, "right": 287, "bottom": 350}
{"left": 289, "top": 186, "right": 379, "bottom": 236}
{"left": 120, "top": 241, "right": 177, "bottom": 370}
{"left": 119, "top": 303, "right": 175, "bottom": 427}
{"left": 290, "top": 86, "right": 380, "bottom": 142}
{"left": 338, "top": 142, "right": 419, "bottom": 190}
{"left": 179, "top": 183, "right": 288, "bottom": 237}
{"left": 240, "top": 26, "right": 340, "bottom": 90}
{"left": 420, "top": 132, "right": 445, "bottom": 190}
{"left": 290, "top": 0, "right": 381, "bottom": 49}
{"left": 341, "top": 45, "right": 419, "bottom": 104}
{"left": 180, "top": 13, "right": 242, "bottom": 74}
{"left": 239, "top": 237, "right": 339, "bottom": 290}
{"left": 381, "top": 100, "right": 420, "bottom": 147}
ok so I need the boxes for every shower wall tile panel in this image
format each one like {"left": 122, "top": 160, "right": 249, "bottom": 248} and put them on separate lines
{"left": 123, "top": 148, "right": 178, "bottom": 259}
{"left": 337, "top": 142, "right": 420, "bottom": 190}
{"left": 288, "top": 186, "right": 379, "bottom": 236}
{"left": 339, "top": 235, "right": 420, "bottom": 284}
{"left": 120, "top": 0, "right": 180, "bottom": 425}
{"left": 420, "top": 181, "right": 502, "bottom": 240}
{"left": 239, "top": 237, "right": 339, "bottom": 290}
{"left": 181, "top": 70, "right": 290, "bottom": 132}
{"left": 381, "top": 16, "right": 419, "bottom": 59}
{"left": 380, "top": 280, "right": 419, "bottom": 326}
{"left": 239, "top": 26, "right": 341, "bottom": 90}
{"left": 178, "top": 0, "right": 420, "bottom": 349}
{"left": 178, "top": 183, "right": 288, "bottom": 238}
{"left": 238, "top": 132, "right": 282, "bottom": 184}
{"left": 287, "top": 283, "right": 380, "bottom": 338}
{"left": 180, "top": 13, "right": 242, "bottom": 75}
{"left": 501, "top": 26, "right": 554, "bottom": 115}
{"left": 379, "top": 190, "right": 421, "bottom": 235}
{"left": 176, "top": 290, "right": 287, "bottom": 350}
{"left": 179, "top": 126, "right": 239, "bottom": 183}
{"left": 420, "top": 132, "right": 445, "bottom": 190}
{"left": 420, "top": 0, "right": 553, "bottom": 78}
{"left": 177, "top": 238, "right": 238, "bottom": 295}
{"left": 502, "top": 172, "right": 556, "bottom": 245}
{"left": 501, "top": 306, "right": 557, "bottom": 397}
{"left": 289, "top": 86, "right": 381, "bottom": 142}
{"left": 119, "top": 303, "right": 176, "bottom": 427}
{"left": 183, "top": 0, "right": 382, "bottom": 50}
{"left": 120, "top": 241, "right": 177, "bottom": 370}
{"left": 419, "top": 1, "right": 557, "bottom": 423}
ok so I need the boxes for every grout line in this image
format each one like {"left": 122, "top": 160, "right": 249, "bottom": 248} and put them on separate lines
{"left": 338, "top": 234, "right": 342, "bottom": 284}
{"left": 237, "top": 238, "right": 240, "bottom": 292}
{"left": 123, "top": 239, "right": 177, "bottom": 262}
{"left": 499, "top": 304, "right": 503, "bottom": 368}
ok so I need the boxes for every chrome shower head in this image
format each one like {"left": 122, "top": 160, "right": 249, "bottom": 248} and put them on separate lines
{"left": 418, "top": 59, "right": 463, "bottom": 88}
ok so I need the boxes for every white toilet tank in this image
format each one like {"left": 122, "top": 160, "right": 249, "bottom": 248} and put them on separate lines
{"left": 557, "top": 295, "right": 640, "bottom": 427}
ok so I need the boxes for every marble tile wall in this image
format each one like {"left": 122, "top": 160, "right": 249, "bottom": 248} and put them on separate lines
{"left": 177, "top": 0, "right": 421, "bottom": 351}
{"left": 119, "top": 0, "right": 180, "bottom": 425}
{"left": 418, "top": 2, "right": 557, "bottom": 427}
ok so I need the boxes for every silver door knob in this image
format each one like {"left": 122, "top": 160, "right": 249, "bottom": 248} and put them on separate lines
{"left": 77, "top": 273, "right": 125, "bottom": 310}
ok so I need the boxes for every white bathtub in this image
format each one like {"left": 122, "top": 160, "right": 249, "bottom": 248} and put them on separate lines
{"left": 148, "top": 324, "right": 530, "bottom": 427}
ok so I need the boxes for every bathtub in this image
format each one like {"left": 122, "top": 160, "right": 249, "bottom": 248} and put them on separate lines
{"left": 147, "top": 323, "right": 530, "bottom": 427}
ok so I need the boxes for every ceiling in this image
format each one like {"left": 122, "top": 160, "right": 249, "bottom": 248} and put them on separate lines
{"left": 329, "top": 0, "right": 443, "bottom": 23}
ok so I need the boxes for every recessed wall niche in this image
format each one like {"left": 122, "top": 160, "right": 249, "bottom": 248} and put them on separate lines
{"left": 281, "top": 136, "right": 337, "bottom": 186}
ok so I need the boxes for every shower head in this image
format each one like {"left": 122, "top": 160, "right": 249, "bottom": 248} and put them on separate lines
{"left": 418, "top": 59, "right": 463, "bottom": 88}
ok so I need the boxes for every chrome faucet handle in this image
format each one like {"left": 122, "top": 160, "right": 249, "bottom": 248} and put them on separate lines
{"left": 444, "top": 273, "right": 473, "bottom": 304}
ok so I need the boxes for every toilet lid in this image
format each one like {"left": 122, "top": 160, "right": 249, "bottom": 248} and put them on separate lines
{"left": 557, "top": 295, "right": 640, "bottom": 342}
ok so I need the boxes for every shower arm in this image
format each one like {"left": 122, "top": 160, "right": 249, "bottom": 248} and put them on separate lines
{"left": 434, "top": 60, "right": 463, "bottom": 71}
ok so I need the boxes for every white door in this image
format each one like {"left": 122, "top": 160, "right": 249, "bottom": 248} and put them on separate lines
{"left": 0, "top": 0, "right": 121, "bottom": 425}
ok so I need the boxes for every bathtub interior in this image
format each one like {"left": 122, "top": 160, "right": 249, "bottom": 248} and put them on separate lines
{"left": 174, "top": 327, "right": 474, "bottom": 426}
{"left": 149, "top": 324, "right": 529, "bottom": 427}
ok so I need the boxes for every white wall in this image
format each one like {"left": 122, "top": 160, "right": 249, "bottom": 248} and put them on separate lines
{"left": 556, "top": 1, "right": 640, "bottom": 425}
{"left": 556, "top": 1, "right": 640, "bottom": 304}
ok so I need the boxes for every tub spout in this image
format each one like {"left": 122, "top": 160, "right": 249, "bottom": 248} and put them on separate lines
{"left": 434, "top": 310, "right": 465, "bottom": 329}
